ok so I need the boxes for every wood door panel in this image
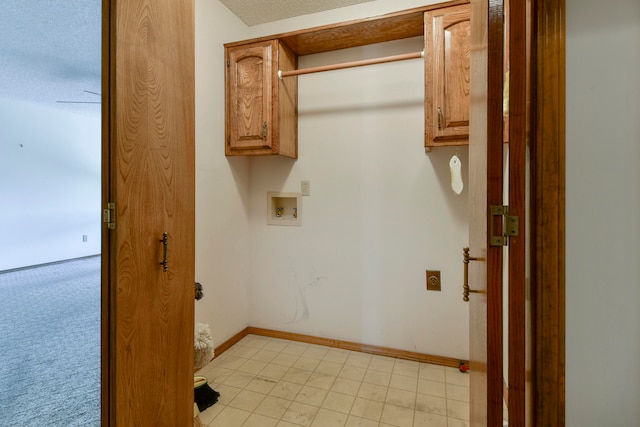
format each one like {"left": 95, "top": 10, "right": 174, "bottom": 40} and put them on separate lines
{"left": 107, "top": 0, "right": 195, "bottom": 425}
{"left": 443, "top": 17, "right": 471, "bottom": 129}
{"left": 237, "top": 55, "right": 266, "bottom": 139}
{"left": 228, "top": 44, "right": 273, "bottom": 149}
{"left": 425, "top": 4, "right": 471, "bottom": 148}
{"left": 227, "top": 42, "right": 274, "bottom": 152}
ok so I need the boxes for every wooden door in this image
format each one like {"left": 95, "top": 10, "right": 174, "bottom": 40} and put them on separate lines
{"left": 468, "top": 0, "right": 505, "bottom": 424}
{"left": 425, "top": 4, "right": 471, "bottom": 147}
{"left": 226, "top": 41, "right": 274, "bottom": 153}
{"left": 102, "top": 0, "right": 195, "bottom": 425}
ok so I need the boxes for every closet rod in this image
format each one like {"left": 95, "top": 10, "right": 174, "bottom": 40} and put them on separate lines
{"left": 278, "top": 50, "right": 424, "bottom": 79}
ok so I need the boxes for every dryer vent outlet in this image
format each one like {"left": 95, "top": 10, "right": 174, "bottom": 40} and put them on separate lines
{"left": 426, "top": 270, "right": 441, "bottom": 291}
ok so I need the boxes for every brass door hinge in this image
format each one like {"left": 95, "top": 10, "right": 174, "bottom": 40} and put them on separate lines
{"left": 490, "top": 205, "right": 519, "bottom": 246}
{"left": 103, "top": 202, "right": 116, "bottom": 230}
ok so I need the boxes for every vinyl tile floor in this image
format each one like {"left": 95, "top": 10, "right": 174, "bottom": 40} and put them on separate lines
{"left": 195, "top": 334, "right": 470, "bottom": 427}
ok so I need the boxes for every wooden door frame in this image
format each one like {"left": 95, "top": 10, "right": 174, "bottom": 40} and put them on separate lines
{"left": 530, "top": 0, "right": 565, "bottom": 424}
{"left": 101, "top": 0, "right": 113, "bottom": 424}
{"left": 507, "top": 0, "right": 527, "bottom": 422}
{"left": 98, "top": 0, "right": 566, "bottom": 424}
{"left": 503, "top": 0, "right": 565, "bottom": 424}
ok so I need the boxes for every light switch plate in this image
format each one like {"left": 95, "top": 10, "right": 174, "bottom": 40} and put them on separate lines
{"left": 301, "top": 180, "right": 310, "bottom": 196}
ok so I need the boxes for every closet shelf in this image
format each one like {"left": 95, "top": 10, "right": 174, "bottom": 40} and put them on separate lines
{"left": 223, "top": 1, "right": 467, "bottom": 56}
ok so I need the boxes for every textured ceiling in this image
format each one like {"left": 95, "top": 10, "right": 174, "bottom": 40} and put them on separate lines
{"left": 219, "top": 0, "right": 375, "bottom": 26}
{"left": 0, "top": 0, "right": 102, "bottom": 112}
{"left": 0, "top": 0, "right": 375, "bottom": 112}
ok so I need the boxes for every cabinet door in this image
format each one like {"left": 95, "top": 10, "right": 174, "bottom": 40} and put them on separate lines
{"left": 425, "top": 5, "right": 471, "bottom": 147}
{"left": 226, "top": 42, "right": 274, "bottom": 153}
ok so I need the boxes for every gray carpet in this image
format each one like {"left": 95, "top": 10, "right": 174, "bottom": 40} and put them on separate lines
{"left": 0, "top": 256, "right": 100, "bottom": 427}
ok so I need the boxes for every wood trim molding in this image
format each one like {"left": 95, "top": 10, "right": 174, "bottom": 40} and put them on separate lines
{"left": 223, "top": 1, "right": 469, "bottom": 56}
{"left": 214, "top": 327, "right": 251, "bottom": 358}
{"left": 508, "top": 0, "right": 528, "bottom": 423}
{"left": 213, "top": 327, "right": 463, "bottom": 368}
{"left": 532, "top": 0, "right": 566, "bottom": 425}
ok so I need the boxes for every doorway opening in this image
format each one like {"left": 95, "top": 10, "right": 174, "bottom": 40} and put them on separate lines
{"left": 0, "top": 0, "right": 102, "bottom": 425}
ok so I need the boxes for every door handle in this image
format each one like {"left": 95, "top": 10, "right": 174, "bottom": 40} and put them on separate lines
{"left": 159, "top": 232, "right": 168, "bottom": 272}
{"left": 463, "top": 247, "right": 484, "bottom": 301}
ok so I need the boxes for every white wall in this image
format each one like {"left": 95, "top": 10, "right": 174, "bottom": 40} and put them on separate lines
{"left": 238, "top": 0, "right": 469, "bottom": 360}
{"left": 196, "top": 0, "right": 473, "bottom": 358}
{"left": 194, "top": 0, "right": 254, "bottom": 346}
{"left": 566, "top": 0, "right": 640, "bottom": 425}
{"left": 0, "top": 98, "right": 101, "bottom": 271}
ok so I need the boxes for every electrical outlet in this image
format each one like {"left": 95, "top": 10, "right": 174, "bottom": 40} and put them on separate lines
{"left": 426, "top": 270, "right": 441, "bottom": 291}
{"left": 301, "top": 180, "right": 310, "bottom": 196}
{"left": 82, "top": 235, "right": 88, "bottom": 242}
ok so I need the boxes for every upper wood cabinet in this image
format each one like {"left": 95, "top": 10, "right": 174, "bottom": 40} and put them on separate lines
{"left": 424, "top": 4, "right": 471, "bottom": 150}
{"left": 225, "top": 40, "right": 298, "bottom": 158}
{"left": 224, "top": 1, "right": 471, "bottom": 156}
